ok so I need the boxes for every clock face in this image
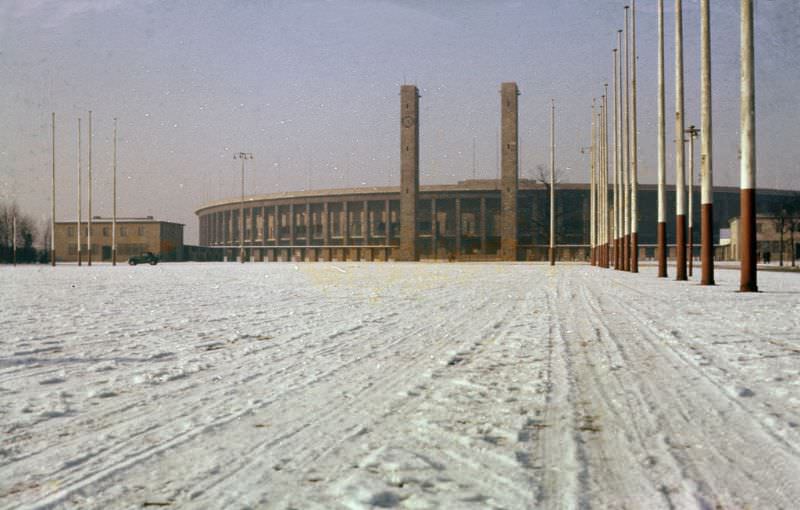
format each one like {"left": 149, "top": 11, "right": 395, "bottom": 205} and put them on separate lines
{"left": 402, "top": 115, "right": 415, "bottom": 128}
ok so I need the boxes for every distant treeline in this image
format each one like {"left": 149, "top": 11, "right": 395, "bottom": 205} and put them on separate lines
{"left": 0, "top": 202, "right": 50, "bottom": 264}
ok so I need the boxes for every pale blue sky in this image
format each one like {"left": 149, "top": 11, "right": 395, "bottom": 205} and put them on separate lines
{"left": 1, "top": 0, "right": 798, "bottom": 243}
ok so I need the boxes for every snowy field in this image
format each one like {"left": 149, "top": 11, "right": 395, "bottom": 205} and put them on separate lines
{"left": 1, "top": 262, "right": 799, "bottom": 509}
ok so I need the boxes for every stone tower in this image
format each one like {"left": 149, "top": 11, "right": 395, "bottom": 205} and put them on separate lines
{"left": 500, "top": 82, "right": 519, "bottom": 261}
{"left": 398, "top": 84, "right": 419, "bottom": 261}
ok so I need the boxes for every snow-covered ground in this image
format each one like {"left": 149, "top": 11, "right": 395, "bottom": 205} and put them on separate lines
{"left": 1, "top": 262, "right": 799, "bottom": 509}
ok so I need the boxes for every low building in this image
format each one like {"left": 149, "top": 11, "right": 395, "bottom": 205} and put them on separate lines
{"left": 727, "top": 215, "right": 800, "bottom": 264}
{"left": 54, "top": 217, "right": 184, "bottom": 263}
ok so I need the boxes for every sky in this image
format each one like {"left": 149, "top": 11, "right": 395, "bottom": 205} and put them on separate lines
{"left": 1, "top": 0, "right": 799, "bottom": 244}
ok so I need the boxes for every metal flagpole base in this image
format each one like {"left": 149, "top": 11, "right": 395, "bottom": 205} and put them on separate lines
{"left": 739, "top": 188, "right": 757, "bottom": 292}
{"left": 701, "top": 203, "right": 715, "bottom": 285}
{"left": 657, "top": 222, "right": 667, "bottom": 277}
{"left": 676, "top": 214, "right": 687, "bottom": 281}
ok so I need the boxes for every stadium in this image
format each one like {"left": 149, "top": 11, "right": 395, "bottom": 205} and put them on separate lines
{"left": 194, "top": 180, "right": 799, "bottom": 262}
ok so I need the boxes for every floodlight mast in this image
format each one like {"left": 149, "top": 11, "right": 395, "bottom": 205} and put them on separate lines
{"left": 234, "top": 152, "right": 254, "bottom": 263}
{"left": 686, "top": 125, "right": 700, "bottom": 277}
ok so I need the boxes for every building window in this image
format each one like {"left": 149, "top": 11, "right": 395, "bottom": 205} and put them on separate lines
{"left": 138, "top": 226, "right": 145, "bottom": 236}
{"left": 121, "top": 226, "right": 127, "bottom": 237}
{"left": 103, "top": 227, "right": 110, "bottom": 237}
{"left": 67, "top": 226, "right": 75, "bottom": 237}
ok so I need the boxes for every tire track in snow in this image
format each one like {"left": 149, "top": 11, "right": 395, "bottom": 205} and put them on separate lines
{"left": 279, "top": 280, "right": 552, "bottom": 509}
{"left": 601, "top": 275, "right": 800, "bottom": 450}
{"left": 191, "top": 287, "right": 510, "bottom": 507}
{"left": 7, "top": 278, "right": 433, "bottom": 507}
{"left": 578, "top": 269, "right": 800, "bottom": 508}
{"left": 15, "top": 299, "right": 426, "bottom": 509}
{"left": 26, "top": 270, "right": 501, "bottom": 508}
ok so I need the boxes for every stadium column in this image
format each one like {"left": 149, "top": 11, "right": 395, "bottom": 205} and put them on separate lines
{"left": 274, "top": 205, "right": 280, "bottom": 246}
{"left": 455, "top": 198, "right": 463, "bottom": 258}
{"left": 343, "top": 202, "right": 350, "bottom": 247}
{"left": 323, "top": 202, "right": 330, "bottom": 245}
{"left": 253, "top": 207, "right": 259, "bottom": 244}
{"left": 480, "top": 197, "right": 487, "bottom": 255}
{"left": 306, "top": 203, "right": 312, "bottom": 251}
{"left": 398, "top": 84, "right": 420, "bottom": 261}
{"left": 500, "top": 82, "right": 519, "bottom": 262}
{"left": 384, "top": 199, "right": 391, "bottom": 242}
{"left": 289, "top": 204, "right": 296, "bottom": 261}
{"left": 384, "top": 199, "right": 391, "bottom": 260}
{"left": 363, "top": 200, "right": 369, "bottom": 245}
{"left": 431, "top": 199, "right": 438, "bottom": 259}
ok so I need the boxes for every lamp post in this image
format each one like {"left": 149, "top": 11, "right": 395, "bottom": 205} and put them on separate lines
{"left": 234, "top": 152, "right": 253, "bottom": 263}
{"left": 686, "top": 125, "right": 700, "bottom": 277}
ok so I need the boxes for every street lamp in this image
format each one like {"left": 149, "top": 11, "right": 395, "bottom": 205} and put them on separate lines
{"left": 234, "top": 152, "right": 253, "bottom": 263}
{"left": 685, "top": 125, "right": 700, "bottom": 277}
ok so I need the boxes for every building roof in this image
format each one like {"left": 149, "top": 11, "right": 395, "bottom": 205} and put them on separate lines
{"left": 55, "top": 218, "right": 185, "bottom": 226}
{"left": 195, "top": 179, "right": 800, "bottom": 216}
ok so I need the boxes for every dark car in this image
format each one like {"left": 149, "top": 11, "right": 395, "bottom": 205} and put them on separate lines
{"left": 128, "top": 252, "right": 159, "bottom": 265}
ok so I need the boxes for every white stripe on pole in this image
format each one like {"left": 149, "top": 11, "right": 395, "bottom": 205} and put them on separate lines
{"left": 591, "top": 100, "right": 596, "bottom": 254}
{"left": 675, "top": 0, "right": 686, "bottom": 216}
{"left": 701, "top": 0, "right": 713, "bottom": 205}
{"left": 658, "top": 0, "right": 666, "bottom": 223}
{"left": 740, "top": 0, "right": 755, "bottom": 191}
{"left": 631, "top": 0, "right": 638, "bottom": 236}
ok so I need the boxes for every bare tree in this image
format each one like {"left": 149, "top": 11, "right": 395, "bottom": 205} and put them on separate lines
{"left": 529, "top": 164, "right": 581, "bottom": 244}
{"left": 0, "top": 202, "right": 38, "bottom": 263}
{"left": 768, "top": 198, "right": 800, "bottom": 267}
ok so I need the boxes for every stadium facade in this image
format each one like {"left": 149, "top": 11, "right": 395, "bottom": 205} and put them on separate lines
{"left": 194, "top": 181, "right": 799, "bottom": 262}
